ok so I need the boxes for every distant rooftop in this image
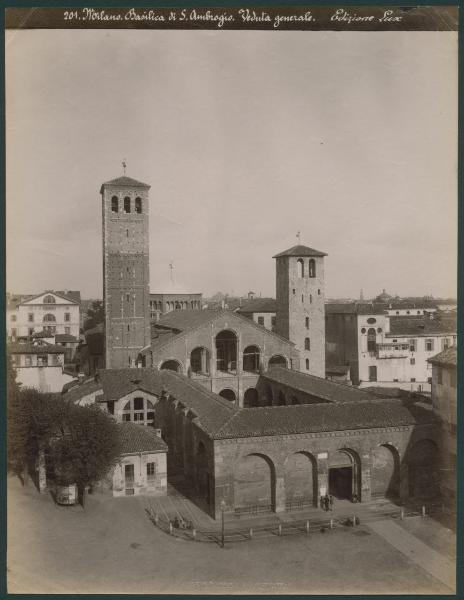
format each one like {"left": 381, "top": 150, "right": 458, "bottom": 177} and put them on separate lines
{"left": 118, "top": 422, "right": 167, "bottom": 455}
{"left": 237, "top": 298, "right": 277, "bottom": 314}
{"left": 387, "top": 315, "right": 457, "bottom": 337}
{"left": 100, "top": 175, "right": 150, "bottom": 192}
{"left": 9, "top": 342, "right": 65, "bottom": 355}
{"left": 428, "top": 346, "right": 457, "bottom": 368}
{"left": 273, "top": 244, "right": 327, "bottom": 258}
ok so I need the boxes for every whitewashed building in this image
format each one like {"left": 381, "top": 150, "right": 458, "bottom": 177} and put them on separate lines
{"left": 7, "top": 291, "right": 80, "bottom": 340}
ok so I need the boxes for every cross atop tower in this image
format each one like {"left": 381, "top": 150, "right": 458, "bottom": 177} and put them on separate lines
{"left": 296, "top": 231, "right": 301, "bottom": 243}
{"left": 122, "top": 159, "right": 127, "bottom": 175}
{"left": 169, "top": 261, "right": 174, "bottom": 283}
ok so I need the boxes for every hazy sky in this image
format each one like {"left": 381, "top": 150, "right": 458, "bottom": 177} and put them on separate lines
{"left": 6, "top": 29, "right": 457, "bottom": 300}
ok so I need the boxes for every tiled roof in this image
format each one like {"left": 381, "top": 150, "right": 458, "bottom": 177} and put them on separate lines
{"left": 387, "top": 315, "right": 456, "bottom": 337}
{"left": 118, "top": 422, "right": 167, "bottom": 455}
{"left": 273, "top": 244, "right": 327, "bottom": 258}
{"left": 214, "top": 401, "right": 435, "bottom": 440}
{"left": 237, "top": 298, "right": 277, "bottom": 314}
{"left": 32, "top": 331, "right": 54, "bottom": 339}
{"left": 263, "top": 366, "right": 377, "bottom": 403}
{"left": 55, "top": 334, "right": 79, "bottom": 343}
{"left": 160, "top": 370, "right": 237, "bottom": 436}
{"left": 10, "top": 291, "right": 80, "bottom": 307}
{"left": 100, "top": 176, "right": 150, "bottom": 191}
{"left": 63, "top": 379, "right": 103, "bottom": 403}
{"left": 428, "top": 346, "right": 457, "bottom": 367}
{"left": 8, "top": 342, "right": 65, "bottom": 355}
{"left": 96, "top": 368, "right": 236, "bottom": 436}
{"left": 54, "top": 290, "right": 81, "bottom": 304}
{"left": 325, "top": 302, "right": 388, "bottom": 316}
{"left": 97, "top": 368, "right": 165, "bottom": 401}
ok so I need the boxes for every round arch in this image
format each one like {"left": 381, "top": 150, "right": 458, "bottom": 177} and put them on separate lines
{"left": 328, "top": 448, "right": 362, "bottom": 501}
{"left": 190, "top": 347, "right": 210, "bottom": 375}
{"left": 372, "top": 443, "right": 401, "bottom": 499}
{"left": 243, "top": 387, "right": 259, "bottom": 408}
{"left": 219, "top": 388, "right": 236, "bottom": 402}
{"left": 215, "top": 329, "right": 238, "bottom": 374}
{"left": 159, "top": 359, "right": 182, "bottom": 373}
{"left": 234, "top": 453, "right": 276, "bottom": 513}
{"left": 243, "top": 345, "right": 261, "bottom": 373}
{"left": 284, "top": 451, "right": 318, "bottom": 508}
{"left": 268, "top": 355, "right": 288, "bottom": 369}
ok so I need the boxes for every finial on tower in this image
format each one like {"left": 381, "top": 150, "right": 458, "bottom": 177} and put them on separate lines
{"left": 169, "top": 261, "right": 174, "bottom": 283}
{"left": 296, "top": 231, "right": 301, "bottom": 243}
{"left": 122, "top": 159, "right": 127, "bottom": 176}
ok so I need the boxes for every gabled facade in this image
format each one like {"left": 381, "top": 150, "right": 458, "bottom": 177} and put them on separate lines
{"left": 141, "top": 309, "right": 299, "bottom": 407}
{"left": 7, "top": 291, "right": 80, "bottom": 340}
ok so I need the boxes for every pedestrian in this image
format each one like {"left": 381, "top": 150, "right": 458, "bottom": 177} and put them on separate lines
{"left": 324, "top": 493, "right": 330, "bottom": 512}
{"left": 319, "top": 495, "right": 324, "bottom": 510}
{"left": 329, "top": 494, "right": 334, "bottom": 510}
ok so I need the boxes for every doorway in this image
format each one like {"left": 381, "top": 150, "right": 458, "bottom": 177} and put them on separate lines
{"left": 124, "top": 464, "right": 135, "bottom": 495}
{"left": 329, "top": 467, "right": 353, "bottom": 499}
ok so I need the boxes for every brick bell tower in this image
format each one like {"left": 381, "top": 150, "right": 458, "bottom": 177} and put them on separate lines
{"left": 100, "top": 174, "right": 151, "bottom": 369}
{"left": 274, "top": 243, "right": 327, "bottom": 378}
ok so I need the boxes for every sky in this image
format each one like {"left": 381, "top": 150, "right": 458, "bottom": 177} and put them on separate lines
{"left": 6, "top": 29, "right": 458, "bottom": 300}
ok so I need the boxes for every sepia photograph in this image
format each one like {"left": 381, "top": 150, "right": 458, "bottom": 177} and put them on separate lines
{"left": 4, "top": 5, "right": 459, "bottom": 595}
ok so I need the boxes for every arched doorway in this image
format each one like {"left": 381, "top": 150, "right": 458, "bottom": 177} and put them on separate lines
{"left": 190, "top": 347, "right": 210, "bottom": 375}
{"left": 234, "top": 454, "right": 276, "bottom": 512}
{"left": 268, "top": 355, "right": 288, "bottom": 369}
{"left": 243, "top": 345, "right": 261, "bottom": 373}
{"left": 328, "top": 449, "right": 361, "bottom": 500}
{"left": 408, "top": 439, "right": 440, "bottom": 499}
{"left": 284, "top": 452, "right": 318, "bottom": 509}
{"left": 219, "top": 388, "right": 236, "bottom": 402}
{"left": 160, "top": 359, "right": 182, "bottom": 372}
{"left": 243, "top": 388, "right": 259, "bottom": 408}
{"left": 371, "top": 444, "right": 400, "bottom": 499}
{"left": 216, "top": 330, "right": 237, "bottom": 374}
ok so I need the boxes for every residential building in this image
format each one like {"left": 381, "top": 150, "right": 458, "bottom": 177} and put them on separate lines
{"left": 9, "top": 341, "right": 76, "bottom": 393}
{"left": 236, "top": 297, "right": 277, "bottom": 331}
{"left": 7, "top": 291, "right": 80, "bottom": 340}
{"left": 326, "top": 303, "right": 456, "bottom": 392}
{"left": 429, "top": 346, "right": 457, "bottom": 512}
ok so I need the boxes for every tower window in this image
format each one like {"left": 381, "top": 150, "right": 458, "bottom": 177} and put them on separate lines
{"left": 124, "top": 197, "right": 131, "bottom": 213}
{"left": 308, "top": 259, "right": 316, "bottom": 278}
{"left": 318, "top": 289, "right": 321, "bottom": 295}
{"left": 292, "top": 289, "right": 296, "bottom": 295}
{"left": 305, "top": 317, "right": 309, "bottom": 329}
{"left": 310, "top": 294, "right": 312, "bottom": 304}
{"left": 304, "top": 337, "right": 310, "bottom": 351}
{"left": 301, "top": 294, "right": 304, "bottom": 303}
{"left": 111, "top": 196, "right": 118, "bottom": 212}
{"left": 126, "top": 294, "right": 130, "bottom": 302}
{"left": 135, "top": 197, "right": 142, "bottom": 213}
{"left": 305, "top": 358, "right": 309, "bottom": 370}
{"left": 297, "top": 259, "right": 304, "bottom": 278}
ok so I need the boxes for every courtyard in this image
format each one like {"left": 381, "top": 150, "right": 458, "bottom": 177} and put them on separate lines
{"left": 7, "top": 476, "right": 455, "bottom": 595}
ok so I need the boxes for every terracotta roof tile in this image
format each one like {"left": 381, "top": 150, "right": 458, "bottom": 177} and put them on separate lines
{"left": 118, "top": 422, "right": 167, "bottom": 454}
{"left": 387, "top": 315, "right": 456, "bottom": 337}
{"left": 237, "top": 298, "right": 277, "bottom": 314}
{"left": 428, "top": 346, "right": 457, "bottom": 367}
{"left": 9, "top": 342, "right": 65, "bottom": 355}
{"left": 264, "top": 366, "right": 377, "bottom": 403}
{"left": 273, "top": 244, "right": 327, "bottom": 258}
{"left": 100, "top": 176, "right": 150, "bottom": 191}
{"left": 214, "top": 401, "right": 436, "bottom": 439}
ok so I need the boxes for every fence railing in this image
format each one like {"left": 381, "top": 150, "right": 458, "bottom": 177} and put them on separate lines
{"left": 145, "top": 501, "right": 445, "bottom": 546}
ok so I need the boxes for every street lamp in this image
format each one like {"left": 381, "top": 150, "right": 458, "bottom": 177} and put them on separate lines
{"left": 220, "top": 499, "right": 226, "bottom": 548}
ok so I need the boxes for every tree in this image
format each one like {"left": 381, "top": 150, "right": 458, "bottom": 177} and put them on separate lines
{"left": 49, "top": 403, "right": 121, "bottom": 506}
{"left": 83, "top": 300, "right": 104, "bottom": 331}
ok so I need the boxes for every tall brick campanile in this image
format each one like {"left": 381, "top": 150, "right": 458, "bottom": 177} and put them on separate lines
{"left": 100, "top": 176, "right": 151, "bottom": 369}
{"left": 274, "top": 245, "right": 327, "bottom": 378}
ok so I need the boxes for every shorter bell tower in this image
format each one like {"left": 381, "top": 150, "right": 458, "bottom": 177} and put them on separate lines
{"left": 274, "top": 244, "right": 327, "bottom": 378}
